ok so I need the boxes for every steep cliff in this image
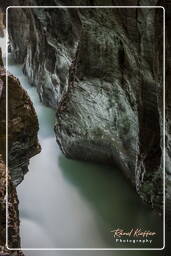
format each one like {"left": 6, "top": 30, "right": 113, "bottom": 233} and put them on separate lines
{"left": 7, "top": 0, "right": 167, "bottom": 214}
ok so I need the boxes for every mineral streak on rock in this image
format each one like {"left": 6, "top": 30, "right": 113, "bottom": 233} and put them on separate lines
{"left": 6, "top": 0, "right": 169, "bottom": 214}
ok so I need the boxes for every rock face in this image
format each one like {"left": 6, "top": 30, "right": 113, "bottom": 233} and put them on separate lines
{"left": 0, "top": 65, "right": 41, "bottom": 186}
{"left": 0, "top": 48, "right": 40, "bottom": 253}
{"left": 8, "top": 4, "right": 80, "bottom": 109}
{"left": 7, "top": 0, "right": 168, "bottom": 214}
{"left": 55, "top": 5, "right": 164, "bottom": 212}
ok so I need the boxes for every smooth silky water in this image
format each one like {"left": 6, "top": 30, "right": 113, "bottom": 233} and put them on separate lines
{"left": 1, "top": 35, "right": 162, "bottom": 254}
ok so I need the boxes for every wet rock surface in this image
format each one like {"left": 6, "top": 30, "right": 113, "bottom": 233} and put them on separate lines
{"left": 6, "top": 0, "right": 169, "bottom": 214}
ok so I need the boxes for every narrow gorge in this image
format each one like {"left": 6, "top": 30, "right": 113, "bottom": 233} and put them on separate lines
{"left": 8, "top": 0, "right": 165, "bottom": 211}
{"left": 7, "top": 50, "right": 163, "bottom": 249}
{"left": 0, "top": 0, "right": 171, "bottom": 254}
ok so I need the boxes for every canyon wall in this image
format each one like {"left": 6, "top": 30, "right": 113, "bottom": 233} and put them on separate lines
{"left": 0, "top": 63, "right": 41, "bottom": 186}
{"left": 0, "top": 48, "right": 40, "bottom": 253}
{"left": 6, "top": 0, "right": 168, "bottom": 215}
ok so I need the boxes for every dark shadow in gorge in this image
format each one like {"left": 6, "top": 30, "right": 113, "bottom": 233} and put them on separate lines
{"left": 58, "top": 154, "right": 163, "bottom": 248}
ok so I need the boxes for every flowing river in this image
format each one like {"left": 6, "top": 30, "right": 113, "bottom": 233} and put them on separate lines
{"left": 0, "top": 34, "right": 163, "bottom": 255}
